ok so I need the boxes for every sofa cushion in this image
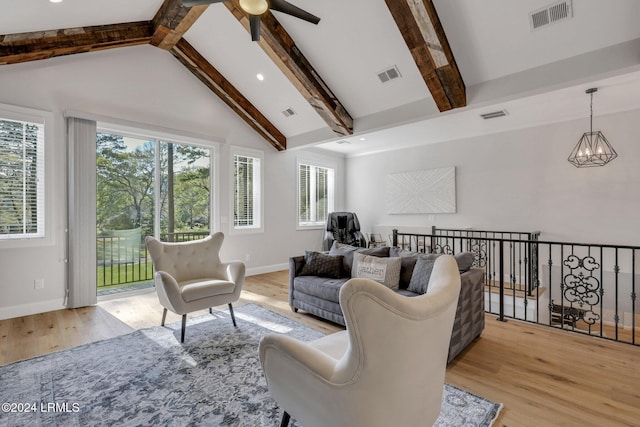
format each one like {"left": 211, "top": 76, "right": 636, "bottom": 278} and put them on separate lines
{"left": 351, "top": 253, "right": 402, "bottom": 289}
{"left": 407, "top": 257, "right": 437, "bottom": 294}
{"left": 293, "top": 276, "right": 347, "bottom": 303}
{"left": 299, "top": 251, "right": 343, "bottom": 279}
{"left": 329, "top": 242, "right": 390, "bottom": 277}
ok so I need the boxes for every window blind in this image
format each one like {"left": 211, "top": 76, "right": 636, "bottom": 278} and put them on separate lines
{"left": 298, "top": 163, "right": 334, "bottom": 227}
{"left": 234, "top": 154, "right": 260, "bottom": 228}
{"left": 0, "top": 118, "right": 45, "bottom": 239}
{"left": 315, "top": 166, "right": 328, "bottom": 221}
{"left": 298, "top": 164, "right": 311, "bottom": 223}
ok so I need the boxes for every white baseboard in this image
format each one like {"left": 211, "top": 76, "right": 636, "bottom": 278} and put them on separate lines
{"left": 246, "top": 263, "right": 288, "bottom": 277}
{"left": 0, "top": 298, "right": 66, "bottom": 321}
{"left": 0, "top": 265, "right": 288, "bottom": 320}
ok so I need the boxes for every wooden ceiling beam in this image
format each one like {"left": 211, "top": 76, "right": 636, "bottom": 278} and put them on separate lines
{"left": 171, "top": 38, "right": 287, "bottom": 151}
{"left": 153, "top": 1, "right": 287, "bottom": 150}
{"left": 384, "top": 0, "right": 466, "bottom": 111}
{"left": 151, "top": 0, "right": 209, "bottom": 50}
{"left": 0, "top": 22, "right": 153, "bottom": 65}
{"left": 224, "top": 0, "right": 353, "bottom": 136}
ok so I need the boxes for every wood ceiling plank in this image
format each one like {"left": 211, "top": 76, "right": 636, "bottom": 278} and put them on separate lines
{"left": 0, "top": 22, "right": 153, "bottom": 65}
{"left": 224, "top": 0, "right": 353, "bottom": 136}
{"left": 171, "top": 38, "right": 287, "bottom": 151}
{"left": 384, "top": 0, "right": 466, "bottom": 111}
{"left": 151, "top": 0, "right": 209, "bottom": 50}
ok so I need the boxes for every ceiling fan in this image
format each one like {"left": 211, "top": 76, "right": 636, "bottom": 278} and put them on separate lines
{"left": 182, "top": 0, "right": 321, "bottom": 41}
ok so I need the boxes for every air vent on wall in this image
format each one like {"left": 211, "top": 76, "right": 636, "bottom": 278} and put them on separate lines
{"left": 480, "top": 110, "right": 508, "bottom": 120}
{"left": 282, "top": 107, "right": 296, "bottom": 117}
{"left": 530, "top": 0, "right": 573, "bottom": 30}
{"left": 377, "top": 65, "right": 402, "bottom": 83}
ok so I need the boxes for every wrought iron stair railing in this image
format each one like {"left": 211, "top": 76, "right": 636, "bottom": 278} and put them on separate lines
{"left": 392, "top": 228, "right": 639, "bottom": 346}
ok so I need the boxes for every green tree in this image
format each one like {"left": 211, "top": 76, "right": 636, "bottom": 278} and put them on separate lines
{"left": 175, "top": 166, "right": 210, "bottom": 229}
{"left": 159, "top": 142, "right": 210, "bottom": 237}
{"left": 96, "top": 133, "right": 155, "bottom": 235}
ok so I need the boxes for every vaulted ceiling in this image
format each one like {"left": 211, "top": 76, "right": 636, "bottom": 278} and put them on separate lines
{"left": 2, "top": 0, "right": 640, "bottom": 156}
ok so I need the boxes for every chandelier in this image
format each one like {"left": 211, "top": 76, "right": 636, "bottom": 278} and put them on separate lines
{"left": 567, "top": 88, "right": 617, "bottom": 168}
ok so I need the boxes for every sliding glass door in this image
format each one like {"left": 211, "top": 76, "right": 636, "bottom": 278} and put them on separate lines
{"left": 96, "top": 131, "right": 212, "bottom": 294}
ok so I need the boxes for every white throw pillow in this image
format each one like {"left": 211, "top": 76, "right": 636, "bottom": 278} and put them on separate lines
{"left": 351, "top": 253, "right": 402, "bottom": 289}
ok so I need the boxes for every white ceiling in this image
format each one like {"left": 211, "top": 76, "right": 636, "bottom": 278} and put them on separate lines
{"left": 0, "top": 0, "right": 164, "bottom": 34}
{"left": 3, "top": 0, "right": 640, "bottom": 156}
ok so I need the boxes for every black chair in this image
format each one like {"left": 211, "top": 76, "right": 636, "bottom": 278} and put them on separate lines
{"left": 323, "top": 212, "right": 366, "bottom": 250}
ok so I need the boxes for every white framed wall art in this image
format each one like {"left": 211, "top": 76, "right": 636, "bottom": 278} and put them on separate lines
{"left": 385, "top": 167, "right": 456, "bottom": 214}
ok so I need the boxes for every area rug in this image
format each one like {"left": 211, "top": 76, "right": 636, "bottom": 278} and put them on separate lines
{"left": 0, "top": 304, "right": 502, "bottom": 426}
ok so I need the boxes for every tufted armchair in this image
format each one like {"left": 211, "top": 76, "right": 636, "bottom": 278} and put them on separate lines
{"left": 259, "top": 255, "right": 461, "bottom": 427}
{"left": 145, "top": 232, "right": 245, "bottom": 342}
{"left": 322, "top": 211, "right": 366, "bottom": 250}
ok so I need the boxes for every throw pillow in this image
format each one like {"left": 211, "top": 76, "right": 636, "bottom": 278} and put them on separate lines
{"left": 329, "top": 242, "right": 390, "bottom": 276}
{"left": 351, "top": 252, "right": 402, "bottom": 289}
{"left": 407, "top": 252, "right": 475, "bottom": 294}
{"left": 388, "top": 247, "right": 419, "bottom": 289}
{"left": 454, "top": 252, "right": 474, "bottom": 272}
{"left": 299, "top": 251, "right": 343, "bottom": 279}
{"left": 407, "top": 256, "right": 438, "bottom": 294}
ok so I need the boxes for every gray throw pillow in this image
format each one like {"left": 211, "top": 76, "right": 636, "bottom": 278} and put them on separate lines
{"left": 389, "top": 248, "right": 421, "bottom": 289}
{"left": 397, "top": 254, "right": 418, "bottom": 289}
{"left": 299, "top": 251, "right": 343, "bottom": 279}
{"left": 454, "top": 252, "right": 474, "bottom": 272}
{"left": 407, "top": 251, "right": 476, "bottom": 294}
{"left": 407, "top": 256, "right": 437, "bottom": 294}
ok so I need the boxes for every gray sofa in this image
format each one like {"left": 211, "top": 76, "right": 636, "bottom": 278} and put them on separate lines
{"left": 289, "top": 244, "right": 485, "bottom": 362}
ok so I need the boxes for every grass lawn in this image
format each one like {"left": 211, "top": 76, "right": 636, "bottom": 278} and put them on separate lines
{"left": 97, "top": 261, "right": 154, "bottom": 288}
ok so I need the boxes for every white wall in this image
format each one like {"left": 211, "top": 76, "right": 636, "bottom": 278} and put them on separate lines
{"left": 0, "top": 45, "right": 344, "bottom": 319}
{"left": 346, "top": 108, "right": 640, "bottom": 247}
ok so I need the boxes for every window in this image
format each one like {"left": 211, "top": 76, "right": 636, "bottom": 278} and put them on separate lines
{"left": 0, "top": 115, "right": 45, "bottom": 239}
{"left": 232, "top": 148, "right": 262, "bottom": 232}
{"left": 95, "top": 128, "right": 214, "bottom": 290}
{"left": 298, "top": 162, "right": 334, "bottom": 228}
{"left": 96, "top": 128, "right": 214, "bottom": 241}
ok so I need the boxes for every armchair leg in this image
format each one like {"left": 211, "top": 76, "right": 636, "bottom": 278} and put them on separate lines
{"left": 161, "top": 308, "right": 168, "bottom": 326}
{"left": 280, "top": 412, "right": 290, "bottom": 427}
{"left": 181, "top": 314, "right": 187, "bottom": 343}
{"left": 228, "top": 303, "right": 237, "bottom": 327}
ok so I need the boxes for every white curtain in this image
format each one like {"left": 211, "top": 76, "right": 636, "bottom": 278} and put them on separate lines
{"left": 66, "top": 117, "right": 97, "bottom": 308}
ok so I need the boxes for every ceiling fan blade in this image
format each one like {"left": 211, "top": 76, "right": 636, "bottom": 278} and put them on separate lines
{"left": 269, "top": 0, "right": 320, "bottom": 25}
{"left": 249, "top": 14, "right": 261, "bottom": 41}
{"left": 182, "top": 0, "right": 226, "bottom": 8}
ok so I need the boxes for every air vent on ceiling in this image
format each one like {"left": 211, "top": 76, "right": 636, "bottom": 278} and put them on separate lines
{"left": 282, "top": 107, "right": 296, "bottom": 117}
{"left": 336, "top": 140, "right": 351, "bottom": 145}
{"left": 480, "top": 110, "right": 508, "bottom": 120}
{"left": 530, "top": 1, "right": 573, "bottom": 30}
{"left": 377, "top": 65, "right": 402, "bottom": 83}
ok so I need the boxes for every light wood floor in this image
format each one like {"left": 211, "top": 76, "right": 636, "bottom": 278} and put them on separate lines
{"left": 2, "top": 270, "right": 639, "bottom": 426}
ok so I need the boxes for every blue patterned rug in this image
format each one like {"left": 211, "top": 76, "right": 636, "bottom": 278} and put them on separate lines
{"left": 0, "top": 304, "right": 501, "bottom": 426}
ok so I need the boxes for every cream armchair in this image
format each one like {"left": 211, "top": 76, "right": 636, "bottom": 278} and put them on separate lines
{"left": 145, "top": 232, "right": 245, "bottom": 343}
{"left": 259, "top": 255, "right": 461, "bottom": 427}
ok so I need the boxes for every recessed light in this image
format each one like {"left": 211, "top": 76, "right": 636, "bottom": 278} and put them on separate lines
{"left": 256, "top": 73, "right": 264, "bottom": 81}
{"left": 49, "top": 0, "right": 63, "bottom": 3}
{"left": 359, "top": 137, "right": 366, "bottom": 141}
